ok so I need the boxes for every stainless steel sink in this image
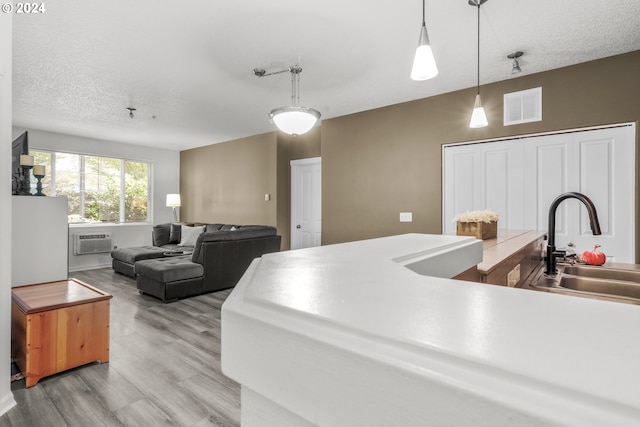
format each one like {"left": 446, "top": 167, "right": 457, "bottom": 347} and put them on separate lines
{"left": 559, "top": 276, "right": 640, "bottom": 300}
{"left": 562, "top": 265, "right": 640, "bottom": 282}
{"left": 527, "top": 263, "right": 640, "bottom": 305}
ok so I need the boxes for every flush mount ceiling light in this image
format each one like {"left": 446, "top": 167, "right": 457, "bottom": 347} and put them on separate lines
{"left": 410, "top": 0, "right": 438, "bottom": 81}
{"left": 253, "top": 64, "right": 321, "bottom": 136}
{"left": 469, "top": 0, "right": 488, "bottom": 128}
{"left": 507, "top": 51, "right": 524, "bottom": 74}
{"left": 126, "top": 107, "right": 136, "bottom": 119}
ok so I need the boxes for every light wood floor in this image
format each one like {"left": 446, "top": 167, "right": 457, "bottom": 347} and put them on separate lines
{"left": 1, "top": 268, "right": 240, "bottom": 427}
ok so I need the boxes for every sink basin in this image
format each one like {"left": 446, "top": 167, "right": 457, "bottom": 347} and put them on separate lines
{"left": 527, "top": 263, "right": 640, "bottom": 305}
{"left": 559, "top": 276, "right": 640, "bottom": 299}
{"left": 562, "top": 265, "right": 640, "bottom": 282}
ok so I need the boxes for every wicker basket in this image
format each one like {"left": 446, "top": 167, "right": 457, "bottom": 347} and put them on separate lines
{"left": 456, "top": 220, "right": 497, "bottom": 240}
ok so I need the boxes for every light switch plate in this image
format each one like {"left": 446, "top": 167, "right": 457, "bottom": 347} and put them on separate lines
{"left": 400, "top": 212, "right": 412, "bottom": 222}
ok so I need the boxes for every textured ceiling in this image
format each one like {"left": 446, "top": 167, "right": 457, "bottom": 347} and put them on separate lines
{"left": 12, "top": 0, "right": 640, "bottom": 151}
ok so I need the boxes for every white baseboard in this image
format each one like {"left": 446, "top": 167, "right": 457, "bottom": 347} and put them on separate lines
{"left": 0, "top": 391, "right": 16, "bottom": 417}
{"left": 68, "top": 262, "right": 112, "bottom": 273}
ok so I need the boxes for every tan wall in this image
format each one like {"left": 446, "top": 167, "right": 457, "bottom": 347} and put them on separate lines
{"left": 180, "top": 132, "right": 278, "bottom": 226}
{"left": 180, "top": 127, "right": 321, "bottom": 250}
{"left": 322, "top": 51, "right": 640, "bottom": 262}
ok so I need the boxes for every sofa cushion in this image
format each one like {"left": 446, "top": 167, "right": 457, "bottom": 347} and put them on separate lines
{"left": 135, "top": 256, "right": 204, "bottom": 283}
{"left": 220, "top": 224, "right": 238, "bottom": 231}
{"left": 111, "top": 246, "right": 167, "bottom": 264}
{"left": 179, "top": 225, "right": 205, "bottom": 247}
{"left": 205, "top": 224, "right": 224, "bottom": 232}
{"left": 152, "top": 224, "right": 171, "bottom": 247}
{"left": 169, "top": 223, "right": 182, "bottom": 243}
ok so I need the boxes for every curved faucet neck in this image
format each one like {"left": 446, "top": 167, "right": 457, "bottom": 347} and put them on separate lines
{"left": 546, "top": 192, "right": 602, "bottom": 275}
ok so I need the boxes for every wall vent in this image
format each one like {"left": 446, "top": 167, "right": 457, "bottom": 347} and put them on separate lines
{"left": 504, "top": 87, "right": 542, "bottom": 126}
{"left": 74, "top": 233, "right": 113, "bottom": 255}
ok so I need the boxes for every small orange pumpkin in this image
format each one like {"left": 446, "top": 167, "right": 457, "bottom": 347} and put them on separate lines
{"left": 581, "top": 244, "right": 606, "bottom": 266}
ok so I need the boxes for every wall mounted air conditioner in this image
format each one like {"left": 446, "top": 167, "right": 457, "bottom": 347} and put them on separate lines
{"left": 74, "top": 233, "right": 113, "bottom": 255}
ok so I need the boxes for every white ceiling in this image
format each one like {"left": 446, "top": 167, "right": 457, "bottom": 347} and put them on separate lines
{"left": 12, "top": 0, "right": 640, "bottom": 151}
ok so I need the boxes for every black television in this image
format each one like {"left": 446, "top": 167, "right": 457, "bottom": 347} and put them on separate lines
{"left": 11, "top": 131, "right": 29, "bottom": 194}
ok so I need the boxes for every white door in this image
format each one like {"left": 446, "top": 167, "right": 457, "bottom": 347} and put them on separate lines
{"left": 443, "top": 124, "right": 635, "bottom": 262}
{"left": 291, "top": 157, "right": 322, "bottom": 250}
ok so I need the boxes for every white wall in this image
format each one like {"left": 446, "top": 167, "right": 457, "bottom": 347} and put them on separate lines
{"left": 12, "top": 127, "right": 180, "bottom": 271}
{"left": 0, "top": 10, "right": 16, "bottom": 416}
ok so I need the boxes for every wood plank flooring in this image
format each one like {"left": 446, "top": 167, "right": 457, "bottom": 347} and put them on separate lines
{"left": 0, "top": 268, "right": 240, "bottom": 427}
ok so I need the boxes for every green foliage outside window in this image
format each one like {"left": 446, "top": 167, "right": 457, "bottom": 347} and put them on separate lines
{"left": 29, "top": 150, "right": 150, "bottom": 224}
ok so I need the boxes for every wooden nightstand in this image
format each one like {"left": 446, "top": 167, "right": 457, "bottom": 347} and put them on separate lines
{"left": 11, "top": 278, "right": 112, "bottom": 387}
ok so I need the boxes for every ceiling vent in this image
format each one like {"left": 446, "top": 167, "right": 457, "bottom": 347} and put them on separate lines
{"left": 503, "top": 87, "right": 542, "bottom": 126}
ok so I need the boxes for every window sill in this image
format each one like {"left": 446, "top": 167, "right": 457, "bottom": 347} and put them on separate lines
{"left": 69, "top": 222, "right": 152, "bottom": 228}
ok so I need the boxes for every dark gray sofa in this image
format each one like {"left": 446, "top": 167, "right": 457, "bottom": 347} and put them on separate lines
{"left": 112, "top": 223, "right": 281, "bottom": 302}
{"left": 111, "top": 223, "right": 231, "bottom": 277}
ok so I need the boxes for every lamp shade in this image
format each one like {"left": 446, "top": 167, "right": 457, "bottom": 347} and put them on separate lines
{"left": 410, "top": 24, "right": 438, "bottom": 81}
{"left": 270, "top": 106, "right": 321, "bottom": 136}
{"left": 469, "top": 94, "right": 488, "bottom": 128}
{"left": 166, "top": 194, "right": 181, "bottom": 207}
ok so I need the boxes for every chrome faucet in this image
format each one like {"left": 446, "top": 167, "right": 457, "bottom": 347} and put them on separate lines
{"left": 545, "top": 192, "right": 602, "bottom": 275}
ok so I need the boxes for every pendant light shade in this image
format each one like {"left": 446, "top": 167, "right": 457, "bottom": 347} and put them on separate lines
{"left": 411, "top": 0, "right": 438, "bottom": 81}
{"left": 270, "top": 106, "right": 321, "bottom": 136}
{"left": 411, "top": 24, "right": 438, "bottom": 80}
{"left": 469, "top": 94, "right": 488, "bottom": 128}
{"left": 469, "top": 0, "right": 488, "bottom": 128}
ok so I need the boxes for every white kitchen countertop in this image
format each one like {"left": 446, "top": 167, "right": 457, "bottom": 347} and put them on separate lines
{"left": 222, "top": 233, "right": 640, "bottom": 426}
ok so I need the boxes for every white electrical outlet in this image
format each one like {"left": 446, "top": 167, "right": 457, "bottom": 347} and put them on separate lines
{"left": 400, "top": 212, "right": 412, "bottom": 222}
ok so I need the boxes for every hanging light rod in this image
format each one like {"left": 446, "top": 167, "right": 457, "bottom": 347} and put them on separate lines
{"left": 254, "top": 63, "right": 321, "bottom": 136}
{"left": 410, "top": 0, "right": 438, "bottom": 81}
{"left": 468, "top": 0, "right": 488, "bottom": 128}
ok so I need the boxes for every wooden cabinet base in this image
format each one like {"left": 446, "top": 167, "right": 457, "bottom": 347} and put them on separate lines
{"left": 11, "top": 279, "right": 112, "bottom": 387}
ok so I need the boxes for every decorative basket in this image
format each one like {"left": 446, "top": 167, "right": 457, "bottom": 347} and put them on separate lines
{"left": 456, "top": 220, "right": 497, "bottom": 240}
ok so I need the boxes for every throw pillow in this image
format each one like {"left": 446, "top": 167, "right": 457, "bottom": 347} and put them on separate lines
{"left": 169, "top": 223, "right": 182, "bottom": 243}
{"left": 178, "top": 225, "right": 205, "bottom": 247}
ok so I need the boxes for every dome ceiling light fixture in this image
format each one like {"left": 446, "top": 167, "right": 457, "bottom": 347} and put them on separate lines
{"left": 253, "top": 63, "right": 321, "bottom": 136}
{"left": 410, "top": 0, "right": 438, "bottom": 81}
{"left": 468, "top": 0, "right": 489, "bottom": 128}
{"left": 507, "top": 51, "right": 524, "bottom": 74}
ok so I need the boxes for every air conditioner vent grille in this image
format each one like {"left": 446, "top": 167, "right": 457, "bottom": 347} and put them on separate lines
{"left": 74, "top": 233, "right": 113, "bottom": 255}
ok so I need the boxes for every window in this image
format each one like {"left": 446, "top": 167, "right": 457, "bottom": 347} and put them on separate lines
{"left": 29, "top": 150, "right": 150, "bottom": 224}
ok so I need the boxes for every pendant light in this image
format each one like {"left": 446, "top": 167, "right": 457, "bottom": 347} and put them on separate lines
{"left": 254, "top": 65, "right": 321, "bottom": 136}
{"left": 410, "top": 0, "right": 438, "bottom": 81}
{"left": 469, "top": 0, "right": 488, "bottom": 128}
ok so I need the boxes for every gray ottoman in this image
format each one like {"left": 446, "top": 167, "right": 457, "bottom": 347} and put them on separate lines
{"left": 135, "top": 256, "right": 204, "bottom": 303}
{"left": 111, "top": 246, "right": 168, "bottom": 278}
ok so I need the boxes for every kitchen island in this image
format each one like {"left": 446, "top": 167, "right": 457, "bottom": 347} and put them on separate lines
{"left": 221, "top": 234, "right": 640, "bottom": 426}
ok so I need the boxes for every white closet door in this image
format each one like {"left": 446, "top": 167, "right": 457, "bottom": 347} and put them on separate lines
{"left": 443, "top": 125, "right": 635, "bottom": 262}
{"left": 443, "top": 140, "right": 523, "bottom": 234}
